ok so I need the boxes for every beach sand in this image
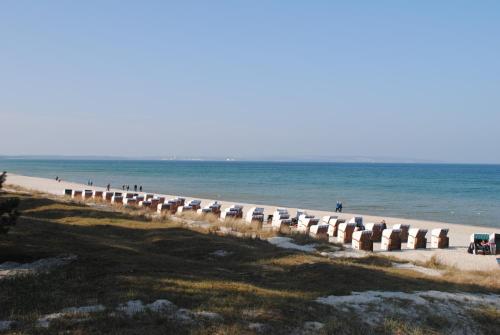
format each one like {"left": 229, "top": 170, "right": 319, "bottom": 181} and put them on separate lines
{"left": 5, "top": 173, "right": 499, "bottom": 271}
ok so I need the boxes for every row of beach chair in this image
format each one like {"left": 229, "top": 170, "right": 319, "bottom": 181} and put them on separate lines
{"left": 64, "top": 188, "right": 450, "bottom": 252}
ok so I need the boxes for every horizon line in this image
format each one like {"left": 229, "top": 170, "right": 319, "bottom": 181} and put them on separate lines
{"left": 1, "top": 154, "right": 500, "bottom": 166}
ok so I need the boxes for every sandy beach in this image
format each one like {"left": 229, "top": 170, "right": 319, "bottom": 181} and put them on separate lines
{"left": 5, "top": 173, "right": 500, "bottom": 271}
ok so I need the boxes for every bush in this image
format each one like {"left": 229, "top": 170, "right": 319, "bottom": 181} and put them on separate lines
{"left": 0, "top": 171, "right": 20, "bottom": 234}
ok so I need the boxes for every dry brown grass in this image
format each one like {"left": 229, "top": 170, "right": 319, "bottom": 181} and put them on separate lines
{"left": 423, "top": 254, "right": 446, "bottom": 269}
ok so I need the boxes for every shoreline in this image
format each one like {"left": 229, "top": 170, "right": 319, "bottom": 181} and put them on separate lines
{"left": 5, "top": 173, "right": 500, "bottom": 271}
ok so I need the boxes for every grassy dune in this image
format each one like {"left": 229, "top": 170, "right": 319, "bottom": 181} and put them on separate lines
{"left": 1, "top": 191, "right": 499, "bottom": 334}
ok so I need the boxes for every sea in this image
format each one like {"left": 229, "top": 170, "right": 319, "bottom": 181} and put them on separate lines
{"left": 1, "top": 159, "right": 499, "bottom": 228}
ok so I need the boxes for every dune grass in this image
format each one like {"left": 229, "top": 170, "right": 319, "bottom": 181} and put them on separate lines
{"left": 0, "top": 191, "right": 499, "bottom": 334}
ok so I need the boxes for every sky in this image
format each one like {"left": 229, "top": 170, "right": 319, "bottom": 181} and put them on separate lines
{"left": 1, "top": 1, "right": 499, "bottom": 163}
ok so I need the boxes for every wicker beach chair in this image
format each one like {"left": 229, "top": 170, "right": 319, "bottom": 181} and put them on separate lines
{"left": 82, "top": 190, "right": 93, "bottom": 199}
{"left": 364, "top": 222, "right": 385, "bottom": 242}
{"left": 123, "top": 198, "right": 137, "bottom": 206}
{"left": 327, "top": 218, "right": 344, "bottom": 237}
{"left": 298, "top": 215, "right": 320, "bottom": 233}
{"left": 92, "top": 190, "right": 103, "bottom": 199}
{"left": 102, "top": 191, "right": 113, "bottom": 201}
{"left": 381, "top": 229, "right": 402, "bottom": 251}
{"left": 177, "top": 205, "right": 194, "bottom": 213}
{"left": 121, "top": 192, "right": 133, "bottom": 199}
{"left": 111, "top": 195, "right": 123, "bottom": 204}
{"left": 309, "top": 223, "right": 329, "bottom": 240}
{"left": 431, "top": 228, "right": 449, "bottom": 249}
{"left": 147, "top": 198, "right": 159, "bottom": 209}
{"left": 245, "top": 207, "right": 265, "bottom": 225}
{"left": 138, "top": 200, "right": 152, "bottom": 208}
{"left": 337, "top": 222, "right": 356, "bottom": 244}
{"left": 393, "top": 224, "right": 410, "bottom": 243}
{"left": 352, "top": 230, "right": 374, "bottom": 251}
{"left": 407, "top": 228, "right": 428, "bottom": 249}
{"left": 272, "top": 209, "right": 290, "bottom": 229}
{"left": 220, "top": 205, "right": 244, "bottom": 221}
{"left": 188, "top": 200, "right": 202, "bottom": 210}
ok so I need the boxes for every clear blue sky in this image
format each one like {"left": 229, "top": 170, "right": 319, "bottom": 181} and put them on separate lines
{"left": 1, "top": 1, "right": 499, "bottom": 163}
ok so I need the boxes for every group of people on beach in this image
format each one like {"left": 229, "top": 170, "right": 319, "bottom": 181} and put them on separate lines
{"left": 122, "top": 184, "right": 143, "bottom": 192}
{"left": 56, "top": 176, "right": 142, "bottom": 193}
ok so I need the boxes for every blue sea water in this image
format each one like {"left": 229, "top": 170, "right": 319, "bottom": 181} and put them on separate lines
{"left": 1, "top": 159, "right": 499, "bottom": 228}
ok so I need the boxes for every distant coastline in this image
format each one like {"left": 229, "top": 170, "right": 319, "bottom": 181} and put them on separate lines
{"left": 0, "top": 154, "right": 468, "bottom": 164}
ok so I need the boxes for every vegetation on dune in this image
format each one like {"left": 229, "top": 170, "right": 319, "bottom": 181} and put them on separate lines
{"left": 0, "top": 190, "right": 499, "bottom": 334}
{"left": 0, "top": 172, "right": 20, "bottom": 234}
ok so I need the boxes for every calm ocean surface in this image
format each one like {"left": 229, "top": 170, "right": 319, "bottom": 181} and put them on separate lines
{"left": 1, "top": 159, "right": 499, "bottom": 227}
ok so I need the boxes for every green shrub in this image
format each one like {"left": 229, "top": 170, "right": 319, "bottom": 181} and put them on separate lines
{"left": 0, "top": 171, "right": 20, "bottom": 234}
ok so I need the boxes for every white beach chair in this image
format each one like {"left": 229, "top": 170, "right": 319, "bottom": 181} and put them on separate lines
{"left": 322, "top": 216, "right": 339, "bottom": 225}
{"left": 220, "top": 205, "right": 244, "bottom": 221}
{"left": 143, "top": 193, "right": 154, "bottom": 200}
{"left": 337, "top": 222, "right": 356, "bottom": 244}
{"left": 138, "top": 200, "right": 152, "bottom": 208}
{"left": 326, "top": 218, "right": 343, "bottom": 237}
{"left": 197, "top": 201, "right": 221, "bottom": 216}
{"left": 309, "top": 223, "right": 329, "bottom": 239}
{"left": 381, "top": 229, "right": 402, "bottom": 251}
{"left": 102, "top": 191, "right": 114, "bottom": 201}
{"left": 245, "top": 207, "right": 265, "bottom": 224}
{"left": 197, "top": 207, "right": 212, "bottom": 215}
{"left": 111, "top": 195, "right": 123, "bottom": 204}
{"left": 71, "top": 190, "right": 82, "bottom": 198}
{"left": 272, "top": 209, "right": 291, "bottom": 229}
{"left": 431, "top": 228, "right": 449, "bottom": 248}
{"left": 364, "top": 222, "right": 385, "bottom": 242}
{"left": 157, "top": 202, "right": 172, "bottom": 213}
{"left": 407, "top": 228, "right": 428, "bottom": 249}
{"left": 297, "top": 215, "right": 320, "bottom": 233}
{"left": 82, "top": 190, "right": 93, "bottom": 199}
{"left": 92, "top": 190, "right": 103, "bottom": 199}
{"left": 352, "top": 230, "right": 373, "bottom": 251}
{"left": 393, "top": 224, "right": 410, "bottom": 243}
{"left": 123, "top": 198, "right": 137, "bottom": 206}
{"left": 187, "top": 200, "right": 202, "bottom": 210}
{"left": 177, "top": 205, "right": 194, "bottom": 213}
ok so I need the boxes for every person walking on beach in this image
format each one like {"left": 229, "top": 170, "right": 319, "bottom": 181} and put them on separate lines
{"left": 134, "top": 185, "right": 137, "bottom": 192}
{"left": 126, "top": 185, "right": 130, "bottom": 191}
{"left": 122, "top": 185, "right": 125, "bottom": 190}
{"left": 139, "top": 185, "right": 143, "bottom": 192}
{"left": 55, "top": 176, "right": 59, "bottom": 181}
{"left": 107, "top": 184, "right": 110, "bottom": 191}
{"left": 335, "top": 201, "right": 340, "bottom": 212}
{"left": 339, "top": 202, "right": 343, "bottom": 212}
